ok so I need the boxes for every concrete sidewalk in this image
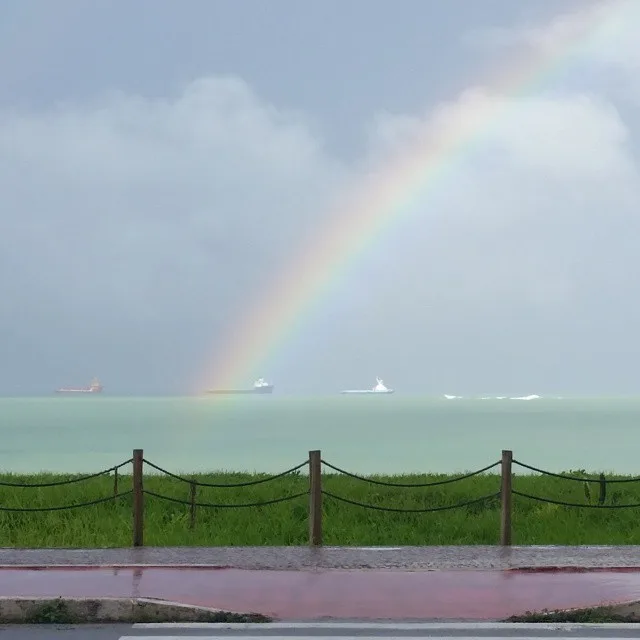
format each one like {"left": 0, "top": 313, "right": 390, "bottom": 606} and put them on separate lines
{"left": 1, "top": 545, "right": 640, "bottom": 570}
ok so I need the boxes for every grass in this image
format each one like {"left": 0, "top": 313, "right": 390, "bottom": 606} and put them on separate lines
{"left": 1, "top": 466, "right": 640, "bottom": 547}
{"left": 15, "top": 598, "right": 271, "bottom": 624}
{"left": 506, "top": 606, "right": 638, "bottom": 623}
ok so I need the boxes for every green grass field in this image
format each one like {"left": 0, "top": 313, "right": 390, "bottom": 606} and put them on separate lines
{"left": 0, "top": 467, "right": 639, "bottom": 547}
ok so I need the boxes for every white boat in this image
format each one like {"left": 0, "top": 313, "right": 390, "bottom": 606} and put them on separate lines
{"left": 55, "top": 377, "right": 103, "bottom": 394}
{"left": 341, "top": 377, "right": 394, "bottom": 395}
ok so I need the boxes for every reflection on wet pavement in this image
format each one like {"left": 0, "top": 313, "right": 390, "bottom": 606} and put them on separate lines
{"left": 2, "top": 566, "right": 640, "bottom": 619}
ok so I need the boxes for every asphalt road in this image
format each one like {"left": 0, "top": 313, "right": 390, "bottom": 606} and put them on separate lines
{"left": 4, "top": 622, "right": 640, "bottom": 640}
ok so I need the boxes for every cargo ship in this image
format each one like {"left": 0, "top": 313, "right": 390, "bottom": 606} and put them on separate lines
{"left": 341, "top": 377, "right": 394, "bottom": 395}
{"left": 206, "top": 378, "right": 274, "bottom": 395}
{"left": 55, "top": 377, "right": 103, "bottom": 394}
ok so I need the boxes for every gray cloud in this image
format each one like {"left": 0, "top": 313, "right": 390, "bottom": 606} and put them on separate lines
{"left": 0, "top": 78, "right": 348, "bottom": 394}
{"left": 316, "top": 85, "right": 640, "bottom": 394}
{"left": 1, "top": 1, "right": 639, "bottom": 395}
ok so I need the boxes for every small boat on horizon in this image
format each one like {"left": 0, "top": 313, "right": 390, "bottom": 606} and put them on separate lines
{"left": 206, "top": 378, "right": 274, "bottom": 395}
{"left": 341, "top": 377, "right": 394, "bottom": 395}
{"left": 55, "top": 377, "right": 103, "bottom": 394}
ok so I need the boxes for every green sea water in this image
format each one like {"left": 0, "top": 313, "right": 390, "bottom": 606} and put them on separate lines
{"left": 0, "top": 396, "right": 638, "bottom": 475}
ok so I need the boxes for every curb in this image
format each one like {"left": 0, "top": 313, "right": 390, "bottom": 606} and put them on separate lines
{"left": 2, "top": 564, "right": 640, "bottom": 572}
{"left": 505, "top": 567, "right": 640, "bottom": 573}
{"left": 0, "top": 597, "right": 271, "bottom": 624}
{"left": 0, "top": 564, "right": 233, "bottom": 571}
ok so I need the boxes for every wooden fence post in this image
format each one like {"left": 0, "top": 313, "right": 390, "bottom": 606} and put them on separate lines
{"left": 132, "top": 449, "right": 144, "bottom": 547}
{"left": 308, "top": 450, "right": 323, "bottom": 546}
{"left": 189, "top": 482, "right": 197, "bottom": 530}
{"left": 500, "top": 449, "right": 513, "bottom": 546}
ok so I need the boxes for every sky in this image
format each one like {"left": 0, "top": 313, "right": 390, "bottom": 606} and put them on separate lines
{"left": 1, "top": 0, "right": 639, "bottom": 396}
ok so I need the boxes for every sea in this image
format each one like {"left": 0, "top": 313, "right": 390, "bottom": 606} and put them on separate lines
{"left": 0, "top": 395, "right": 638, "bottom": 476}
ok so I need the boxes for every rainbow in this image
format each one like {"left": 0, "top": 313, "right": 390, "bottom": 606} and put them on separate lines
{"left": 198, "top": 1, "right": 625, "bottom": 393}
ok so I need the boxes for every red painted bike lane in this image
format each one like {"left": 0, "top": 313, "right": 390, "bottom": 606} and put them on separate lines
{"left": 2, "top": 566, "right": 640, "bottom": 619}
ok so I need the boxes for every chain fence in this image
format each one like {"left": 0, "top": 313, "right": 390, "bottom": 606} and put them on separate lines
{"left": 511, "top": 457, "right": 640, "bottom": 510}
{"left": 0, "top": 458, "right": 131, "bottom": 512}
{"left": 0, "top": 449, "right": 639, "bottom": 545}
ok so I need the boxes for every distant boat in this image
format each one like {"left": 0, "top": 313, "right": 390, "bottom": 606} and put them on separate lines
{"left": 341, "top": 377, "right": 394, "bottom": 395}
{"left": 206, "top": 378, "right": 274, "bottom": 395}
{"left": 55, "top": 377, "right": 103, "bottom": 394}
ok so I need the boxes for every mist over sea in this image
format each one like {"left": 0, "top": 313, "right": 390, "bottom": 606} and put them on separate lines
{"left": 0, "top": 396, "right": 638, "bottom": 475}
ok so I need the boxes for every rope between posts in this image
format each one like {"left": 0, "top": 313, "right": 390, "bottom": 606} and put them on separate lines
{"left": 512, "top": 460, "right": 640, "bottom": 484}
{"left": 0, "top": 490, "right": 132, "bottom": 512}
{"left": 321, "top": 490, "right": 501, "bottom": 512}
{"left": 142, "top": 459, "right": 307, "bottom": 487}
{"left": 321, "top": 460, "right": 500, "bottom": 487}
{"left": 512, "top": 490, "right": 640, "bottom": 509}
{"left": 0, "top": 459, "right": 132, "bottom": 488}
{"left": 143, "top": 489, "right": 308, "bottom": 508}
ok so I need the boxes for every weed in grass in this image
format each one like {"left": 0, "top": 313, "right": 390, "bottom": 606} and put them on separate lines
{"left": 25, "top": 599, "right": 77, "bottom": 624}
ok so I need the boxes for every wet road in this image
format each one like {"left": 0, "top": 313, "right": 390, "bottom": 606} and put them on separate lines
{"left": 1, "top": 546, "right": 640, "bottom": 570}
{"left": 6, "top": 623, "right": 640, "bottom": 640}
{"left": 2, "top": 567, "right": 640, "bottom": 619}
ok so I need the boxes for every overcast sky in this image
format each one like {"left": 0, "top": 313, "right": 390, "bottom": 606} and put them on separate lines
{"left": 1, "top": 0, "right": 639, "bottom": 396}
